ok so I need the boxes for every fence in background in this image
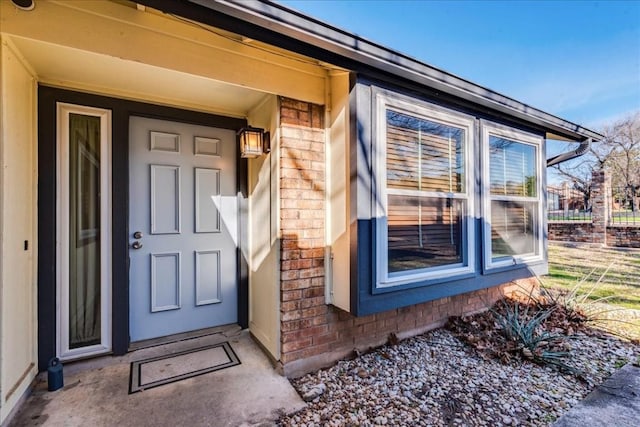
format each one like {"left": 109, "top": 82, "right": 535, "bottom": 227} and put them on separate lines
{"left": 547, "top": 184, "right": 591, "bottom": 222}
{"left": 611, "top": 186, "right": 640, "bottom": 225}
{"left": 548, "top": 171, "right": 640, "bottom": 248}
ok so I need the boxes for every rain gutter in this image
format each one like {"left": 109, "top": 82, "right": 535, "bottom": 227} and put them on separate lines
{"left": 546, "top": 138, "right": 591, "bottom": 167}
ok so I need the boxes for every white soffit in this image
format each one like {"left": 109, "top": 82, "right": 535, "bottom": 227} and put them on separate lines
{"left": 10, "top": 35, "right": 268, "bottom": 117}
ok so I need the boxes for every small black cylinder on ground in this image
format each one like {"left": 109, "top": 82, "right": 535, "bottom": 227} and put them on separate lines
{"left": 47, "top": 358, "right": 63, "bottom": 391}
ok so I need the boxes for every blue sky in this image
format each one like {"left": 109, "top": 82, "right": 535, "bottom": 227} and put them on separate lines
{"left": 280, "top": 0, "right": 640, "bottom": 131}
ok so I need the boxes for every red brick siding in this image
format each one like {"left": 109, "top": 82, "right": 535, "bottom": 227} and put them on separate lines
{"left": 278, "top": 96, "right": 535, "bottom": 372}
{"left": 279, "top": 97, "right": 327, "bottom": 363}
{"left": 548, "top": 222, "right": 596, "bottom": 243}
{"left": 607, "top": 226, "right": 640, "bottom": 248}
{"left": 549, "top": 223, "right": 640, "bottom": 247}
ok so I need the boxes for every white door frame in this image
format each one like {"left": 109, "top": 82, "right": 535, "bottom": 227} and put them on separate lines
{"left": 56, "top": 102, "right": 112, "bottom": 360}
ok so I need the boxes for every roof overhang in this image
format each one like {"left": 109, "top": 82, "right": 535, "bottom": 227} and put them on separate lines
{"left": 139, "top": 0, "right": 603, "bottom": 143}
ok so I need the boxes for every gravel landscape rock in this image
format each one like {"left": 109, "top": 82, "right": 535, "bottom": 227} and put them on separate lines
{"left": 278, "top": 328, "right": 638, "bottom": 426}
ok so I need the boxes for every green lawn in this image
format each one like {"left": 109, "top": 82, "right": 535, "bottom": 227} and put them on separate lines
{"left": 541, "top": 243, "right": 640, "bottom": 339}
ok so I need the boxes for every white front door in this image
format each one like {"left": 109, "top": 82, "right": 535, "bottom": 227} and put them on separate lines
{"left": 129, "top": 116, "right": 238, "bottom": 342}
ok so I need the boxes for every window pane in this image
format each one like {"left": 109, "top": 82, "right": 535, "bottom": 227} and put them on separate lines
{"left": 489, "top": 136, "right": 536, "bottom": 197}
{"left": 387, "top": 110, "right": 465, "bottom": 193}
{"left": 490, "top": 200, "right": 538, "bottom": 259}
{"left": 69, "top": 113, "right": 101, "bottom": 349}
{"left": 388, "top": 195, "right": 464, "bottom": 273}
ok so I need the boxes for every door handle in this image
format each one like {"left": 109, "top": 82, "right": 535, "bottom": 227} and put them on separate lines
{"left": 131, "top": 241, "right": 143, "bottom": 250}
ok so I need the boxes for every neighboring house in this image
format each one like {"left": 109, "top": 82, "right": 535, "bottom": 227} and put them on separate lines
{"left": 547, "top": 183, "right": 589, "bottom": 213}
{"left": 0, "top": 0, "right": 602, "bottom": 422}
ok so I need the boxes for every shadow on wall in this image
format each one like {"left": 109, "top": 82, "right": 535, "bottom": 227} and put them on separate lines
{"left": 278, "top": 228, "right": 540, "bottom": 371}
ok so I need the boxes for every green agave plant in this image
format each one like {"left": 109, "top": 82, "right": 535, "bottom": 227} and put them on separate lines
{"left": 492, "top": 300, "right": 581, "bottom": 375}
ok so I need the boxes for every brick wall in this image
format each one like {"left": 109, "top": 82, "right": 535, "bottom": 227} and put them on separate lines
{"left": 607, "top": 226, "right": 640, "bottom": 248}
{"left": 549, "top": 223, "right": 640, "bottom": 247}
{"left": 279, "top": 97, "right": 328, "bottom": 366}
{"left": 278, "top": 96, "right": 534, "bottom": 377}
{"left": 548, "top": 171, "right": 640, "bottom": 247}
{"left": 590, "top": 170, "right": 610, "bottom": 245}
{"left": 548, "top": 222, "right": 595, "bottom": 243}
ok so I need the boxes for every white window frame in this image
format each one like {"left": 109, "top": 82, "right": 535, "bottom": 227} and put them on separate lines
{"left": 374, "top": 93, "right": 476, "bottom": 289}
{"left": 56, "top": 103, "right": 112, "bottom": 360}
{"left": 481, "top": 121, "right": 544, "bottom": 270}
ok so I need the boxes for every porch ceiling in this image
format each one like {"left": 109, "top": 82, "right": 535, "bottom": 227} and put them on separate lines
{"left": 9, "top": 35, "right": 268, "bottom": 118}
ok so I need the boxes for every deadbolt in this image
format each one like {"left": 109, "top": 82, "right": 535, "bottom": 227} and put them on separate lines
{"left": 133, "top": 231, "right": 143, "bottom": 239}
{"left": 132, "top": 241, "right": 143, "bottom": 250}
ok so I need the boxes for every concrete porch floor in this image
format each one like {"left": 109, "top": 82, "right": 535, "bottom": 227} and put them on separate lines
{"left": 8, "top": 327, "right": 305, "bottom": 426}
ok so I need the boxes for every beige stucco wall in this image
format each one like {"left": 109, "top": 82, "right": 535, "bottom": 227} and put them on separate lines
{"left": 0, "top": 0, "right": 327, "bottom": 115}
{"left": 247, "top": 95, "right": 281, "bottom": 359}
{"left": 327, "top": 72, "right": 351, "bottom": 311}
{"left": 0, "top": 36, "right": 38, "bottom": 424}
{"left": 0, "top": 3, "right": 344, "bottom": 418}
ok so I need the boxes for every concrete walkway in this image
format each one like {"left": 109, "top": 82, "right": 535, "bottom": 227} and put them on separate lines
{"left": 10, "top": 327, "right": 637, "bottom": 427}
{"left": 553, "top": 363, "right": 640, "bottom": 427}
{"left": 8, "top": 328, "right": 305, "bottom": 426}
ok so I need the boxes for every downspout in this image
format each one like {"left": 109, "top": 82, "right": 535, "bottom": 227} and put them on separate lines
{"left": 546, "top": 138, "right": 591, "bottom": 167}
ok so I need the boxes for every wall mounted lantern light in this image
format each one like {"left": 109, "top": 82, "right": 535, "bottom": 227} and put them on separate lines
{"left": 238, "top": 126, "right": 270, "bottom": 158}
{"left": 11, "top": 0, "right": 35, "bottom": 11}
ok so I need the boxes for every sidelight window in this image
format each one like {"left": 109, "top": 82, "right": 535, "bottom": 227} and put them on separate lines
{"left": 57, "top": 103, "right": 112, "bottom": 360}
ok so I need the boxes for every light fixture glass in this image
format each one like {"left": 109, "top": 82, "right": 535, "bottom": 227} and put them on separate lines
{"left": 238, "top": 126, "right": 264, "bottom": 158}
{"left": 11, "top": 0, "right": 35, "bottom": 11}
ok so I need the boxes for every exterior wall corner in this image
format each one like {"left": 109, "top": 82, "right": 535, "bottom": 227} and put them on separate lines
{"left": 275, "top": 96, "right": 539, "bottom": 377}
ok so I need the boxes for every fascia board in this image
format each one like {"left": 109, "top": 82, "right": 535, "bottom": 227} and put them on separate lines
{"left": 177, "top": 0, "right": 603, "bottom": 142}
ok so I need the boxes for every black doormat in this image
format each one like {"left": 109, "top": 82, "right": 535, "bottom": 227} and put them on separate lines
{"left": 129, "top": 341, "right": 240, "bottom": 393}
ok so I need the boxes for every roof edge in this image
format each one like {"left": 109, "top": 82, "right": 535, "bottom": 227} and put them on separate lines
{"left": 150, "top": 0, "right": 604, "bottom": 142}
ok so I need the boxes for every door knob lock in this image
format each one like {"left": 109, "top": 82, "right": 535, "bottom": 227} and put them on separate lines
{"left": 133, "top": 231, "right": 143, "bottom": 239}
{"left": 131, "top": 241, "right": 143, "bottom": 250}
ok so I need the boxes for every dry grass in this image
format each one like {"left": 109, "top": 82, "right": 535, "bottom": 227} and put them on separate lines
{"left": 541, "top": 242, "right": 640, "bottom": 340}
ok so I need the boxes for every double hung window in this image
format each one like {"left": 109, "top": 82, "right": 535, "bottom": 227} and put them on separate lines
{"left": 375, "top": 95, "right": 475, "bottom": 288}
{"left": 482, "top": 123, "right": 543, "bottom": 269}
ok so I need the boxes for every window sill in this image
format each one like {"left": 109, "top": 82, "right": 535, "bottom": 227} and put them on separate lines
{"left": 373, "top": 269, "right": 477, "bottom": 294}
{"left": 353, "top": 264, "right": 547, "bottom": 317}
{"left": 482, "top": 257, "right": 545, "bottom": 275}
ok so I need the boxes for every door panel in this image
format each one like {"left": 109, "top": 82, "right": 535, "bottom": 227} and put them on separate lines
{"left": 195, "top": 250, "right": 221, "bottom": 305}
{"left": 129, "top": 116, "right": 237, "bottom": 342}
{"left": 150, "top": 252, "right": 181, "bottom": 312}
{"left": 150, "top": 165, "right": 181, "bottom": 234}
{"left": 195, "top": 168, "right": 221, "bottom": 233}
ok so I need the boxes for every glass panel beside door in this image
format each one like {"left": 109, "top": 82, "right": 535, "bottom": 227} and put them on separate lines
{"left": 57, "top": 103, "right": 112, "bottom": 360}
